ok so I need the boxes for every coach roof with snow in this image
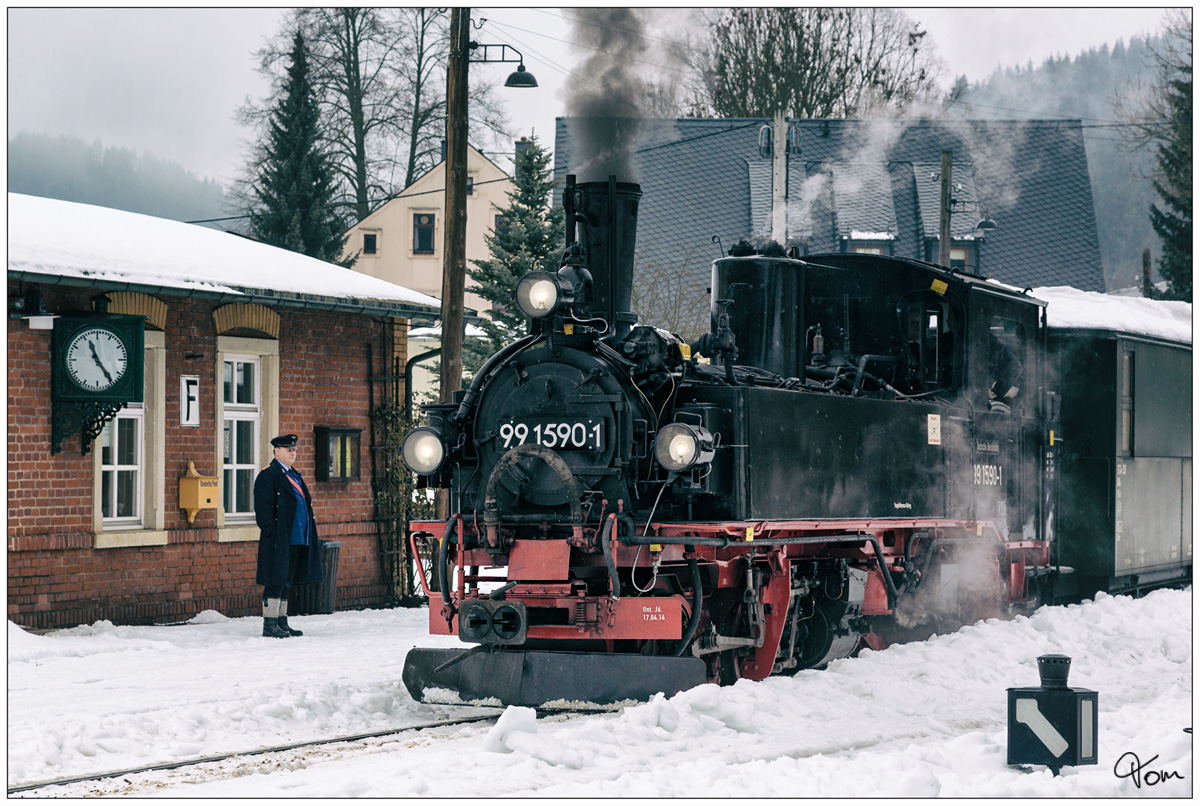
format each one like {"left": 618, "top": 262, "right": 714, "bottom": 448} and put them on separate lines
{"left": 8, "top": 192, "right": 442, "bottom": 318}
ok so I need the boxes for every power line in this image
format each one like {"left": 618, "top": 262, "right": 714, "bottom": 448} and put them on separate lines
{"left": 185, "top": 177, "right": 513, "bottom": 226}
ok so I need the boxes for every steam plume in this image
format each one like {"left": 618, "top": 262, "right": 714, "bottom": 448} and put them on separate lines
{"left": 567, "top": 9, "right": 650, "bottom": 182}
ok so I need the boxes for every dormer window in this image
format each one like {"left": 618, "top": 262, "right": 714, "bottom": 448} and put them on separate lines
{"left": 950, "top": 246, "right": 969, "bottom": 272}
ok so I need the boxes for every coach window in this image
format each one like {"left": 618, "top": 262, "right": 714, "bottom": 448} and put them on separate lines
{"left": 93, "top": 330, "right": 167, "bottom": 549}
{"left": 413, "top": 213, "right": 436, "bottom": 255}
{"left": 1120, "top": 349, "right": 1134, "bottom": 455}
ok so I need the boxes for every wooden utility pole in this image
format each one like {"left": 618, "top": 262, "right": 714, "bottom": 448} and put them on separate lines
{"left": 440, "top": 7, "right": 470, "bottom": 406}
{"left": 938, "top": 150, "right": 953, "bottom": 268}
{"left": 436, "top": 7, "right": 470, "bottom": 520}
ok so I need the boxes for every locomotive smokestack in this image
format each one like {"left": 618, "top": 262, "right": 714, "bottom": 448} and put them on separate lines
{"left": 571, "top": 177, "right": 642, "bottom": 340}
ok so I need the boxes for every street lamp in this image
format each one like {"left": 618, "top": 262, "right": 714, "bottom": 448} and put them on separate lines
{"left": 439, "top": 9, "right": 538, "bottom": 414}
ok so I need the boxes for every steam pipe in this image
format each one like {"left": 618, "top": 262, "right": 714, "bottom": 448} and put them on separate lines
{"left": 437, "top": 516, "right": 459, "bottom": 610}
{"left": 405, "top": 348, "right": 441, "bottom": 421}
{"left": 674, "top": 551, "right": 703, "bottom": 656}
{"left": 599, "top": 514, "right": 621, "bottom": 600}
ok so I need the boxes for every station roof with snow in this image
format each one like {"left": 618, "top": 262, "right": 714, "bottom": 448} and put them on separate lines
{"left": 8, "top": 193, "right": 442, "bottom": 319}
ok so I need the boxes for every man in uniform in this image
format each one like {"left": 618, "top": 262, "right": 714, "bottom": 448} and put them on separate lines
{"left": 254, "top": 433, "right": 323, "bottom": 638}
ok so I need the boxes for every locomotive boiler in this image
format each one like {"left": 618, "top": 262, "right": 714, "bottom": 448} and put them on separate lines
{"left": 396, "top": 176, "right": 1132, "bottom": 707}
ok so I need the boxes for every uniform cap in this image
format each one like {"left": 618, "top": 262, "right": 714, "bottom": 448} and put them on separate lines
{"left": 271, "top": 434, "right": 299, "bottom": 448}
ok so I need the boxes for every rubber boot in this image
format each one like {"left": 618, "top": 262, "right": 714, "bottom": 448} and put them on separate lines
{"left": 262, "top": 617, "right": 291, "bottom": 638}
{"left": 262, "top": 597, "right": 291, "bottom": 638}
{"left": 277, "top": 599, "right": 303, "bottom": 636}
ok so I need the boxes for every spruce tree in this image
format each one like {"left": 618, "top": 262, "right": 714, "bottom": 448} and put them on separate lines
{"left": 466, "top": 135, "right": 565, "bottom": 363}
{"left": 249, "top": 32, "right": 351, "bottom": 265}
{"left": 1149, "top": 60, "right": 1192, "bottom": 301}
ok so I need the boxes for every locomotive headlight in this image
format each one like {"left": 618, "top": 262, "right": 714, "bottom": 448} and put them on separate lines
{"left": 401, "top": 427, "right": 446, "bottom": 475}
{"left": 516, "top": 270, "right": 569, "bottom": 319}
{"left": 654, "top": 423, "right": 716, "bottom": 473}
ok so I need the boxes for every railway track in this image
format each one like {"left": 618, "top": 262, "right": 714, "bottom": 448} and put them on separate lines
{"left": 8, "top": 711, "right": 507, "bottom": 795}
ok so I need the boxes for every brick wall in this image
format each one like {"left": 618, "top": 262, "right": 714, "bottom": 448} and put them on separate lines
{"left": 7, "top": 282, "right": 404, "bottom": 630}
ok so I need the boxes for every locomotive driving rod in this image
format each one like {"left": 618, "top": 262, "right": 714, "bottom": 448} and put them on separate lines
{"left": 616, "top": 532, "right": 898, "bottom": 610}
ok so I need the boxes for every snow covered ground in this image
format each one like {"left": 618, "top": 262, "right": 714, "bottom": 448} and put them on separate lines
{"left": 8, "top": 588, "right": 1191, "bottom": 797}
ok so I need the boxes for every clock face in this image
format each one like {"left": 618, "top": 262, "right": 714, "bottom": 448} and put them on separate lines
{"left": 66, "top": 327, "right": 129, "bottom": 393}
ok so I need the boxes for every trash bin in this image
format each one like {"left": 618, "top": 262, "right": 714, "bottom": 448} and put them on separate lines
{"left": 290, "top": 541, "right": 341, "bottom": 615}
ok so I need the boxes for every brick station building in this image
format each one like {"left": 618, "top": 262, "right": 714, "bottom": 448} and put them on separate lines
{"left": 7, "top": 194, "right": 439, "bottom": 630}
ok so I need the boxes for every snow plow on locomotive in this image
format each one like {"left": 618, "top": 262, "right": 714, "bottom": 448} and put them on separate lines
{"left": 399, "top": 177, "right": 1186, "bottom": 707}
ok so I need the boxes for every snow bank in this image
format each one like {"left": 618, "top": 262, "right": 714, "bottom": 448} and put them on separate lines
{"left": 9, "top": 589, "right": 1191, "bottom": 797}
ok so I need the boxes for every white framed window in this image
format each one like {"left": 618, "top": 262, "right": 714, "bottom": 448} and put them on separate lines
{"left": 93, "top": 329, "right": 167, "bottom": 548}
{"left": 222, "top": 356, "right": 260, "bottom": 519}
{"left": 100, "top": 405, "right": 144, "bottom": 526}
{"left": 215, "top": 335, "right": 278, "bottom": 540}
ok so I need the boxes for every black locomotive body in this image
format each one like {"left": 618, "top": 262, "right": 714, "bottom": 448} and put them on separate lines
{"left": 399, "top": 177, "right": 1189, "bottom": 707}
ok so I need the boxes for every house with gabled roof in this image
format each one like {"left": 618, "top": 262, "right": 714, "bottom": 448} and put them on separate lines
{"left": 341, "top": 142, "right": 515, "bottom": 318}
{"left": 554, "top": 117, "right": 1105, "bottom": 335}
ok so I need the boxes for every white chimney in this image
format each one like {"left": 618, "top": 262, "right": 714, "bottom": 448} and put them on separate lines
{"left": 771, "top": 110, "right": 788, "bottom": 245}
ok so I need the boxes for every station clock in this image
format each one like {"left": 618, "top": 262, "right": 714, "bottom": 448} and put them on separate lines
{"left": 50, "top": 313, "right": 145, "bottom": 453}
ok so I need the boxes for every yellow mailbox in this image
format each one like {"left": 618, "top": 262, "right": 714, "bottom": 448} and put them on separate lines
{"left": 179, "top": 461, "right": 219, "bottom": 524}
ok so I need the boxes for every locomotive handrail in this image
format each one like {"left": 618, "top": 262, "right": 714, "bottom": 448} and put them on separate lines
{"left": 437, "top": 516, "right": 461, "bottom": 616}
{"left": 452, "top": 333, "right": 544, "bottom": 423}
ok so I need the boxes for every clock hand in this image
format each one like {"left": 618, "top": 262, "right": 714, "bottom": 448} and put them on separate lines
{"left": 88, "top": 340, "right": 114, "bottom": 384}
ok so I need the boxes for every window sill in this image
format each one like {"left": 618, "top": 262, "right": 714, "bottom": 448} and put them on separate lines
{"left": 218, "top": 524, "right": 260, "bottom": 543}
{"left": 95, "top": 529, "right": 169, "bottom": 549}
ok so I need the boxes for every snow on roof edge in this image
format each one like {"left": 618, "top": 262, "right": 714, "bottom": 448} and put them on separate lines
{"left": 8, "top": 193, "right": 443, "bottom": 312}
{"left": 1033, "top": 285, "right": 1192, "bottom": 345}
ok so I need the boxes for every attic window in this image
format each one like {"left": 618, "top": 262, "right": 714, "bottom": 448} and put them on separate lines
{"left": 466, "top": 176, "right": 475, "bottom": 195}
{"left": 363, "top": 233, "right": 378, "bottom": 255}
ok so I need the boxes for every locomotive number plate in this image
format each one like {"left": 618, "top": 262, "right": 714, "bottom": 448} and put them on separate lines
{"left": 500, "top": 418, "right": 605, "bottom": 451}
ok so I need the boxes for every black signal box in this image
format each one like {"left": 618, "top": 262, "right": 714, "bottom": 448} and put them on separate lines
{"left": 1007, "top": 655, "right": 1098, "bottom": 772}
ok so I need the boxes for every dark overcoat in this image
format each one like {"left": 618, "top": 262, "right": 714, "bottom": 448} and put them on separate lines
{"left": 254, "top": 460, "right": 323, "bottom": 587}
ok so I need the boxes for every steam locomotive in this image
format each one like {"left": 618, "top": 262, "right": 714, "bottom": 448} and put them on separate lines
{"left": 400, "top": 177, "right": 1191, "bottom": 707}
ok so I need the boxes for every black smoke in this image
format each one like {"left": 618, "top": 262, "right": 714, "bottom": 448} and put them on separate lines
{"left": 566, "top": 9, "right": 650, "bottom": 182}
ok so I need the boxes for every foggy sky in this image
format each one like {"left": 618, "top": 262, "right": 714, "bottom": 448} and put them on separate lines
{"left": 6, "top": 7, "right": 1172, "bottom": 189}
